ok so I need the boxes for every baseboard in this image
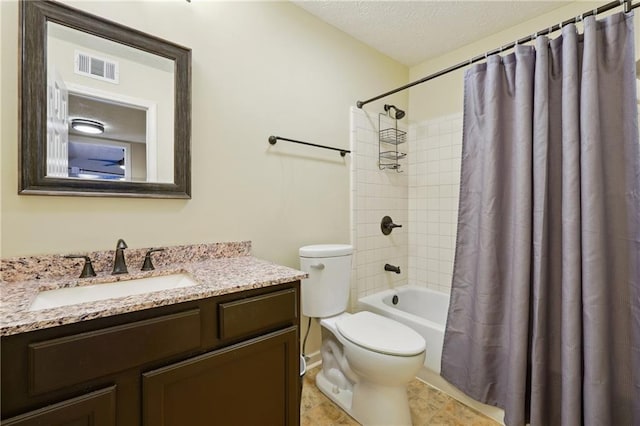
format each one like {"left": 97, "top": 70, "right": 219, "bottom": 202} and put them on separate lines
{"left": 302, "top": 350, "right": 321, "bottom": 370}
{"left": 416, "top": 367, "right": 505, "bottom": 425}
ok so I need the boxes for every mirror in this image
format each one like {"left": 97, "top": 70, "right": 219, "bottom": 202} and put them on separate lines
{"left": 20, "top": 0, "right": 191, "bottom": 198}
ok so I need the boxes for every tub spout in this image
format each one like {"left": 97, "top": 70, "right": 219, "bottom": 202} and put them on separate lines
{"left": 384, "top": 264, "right": 401, "bottom": 274}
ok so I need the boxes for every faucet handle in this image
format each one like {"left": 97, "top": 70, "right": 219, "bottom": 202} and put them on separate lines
{"left": 141, "top": 248, "right": 165, "bottom": 271}
{"left": 64, "top": 255, "right": 97, "bottom": 278}
{"left": 381, "top": 216, "right": 403, "bottom": 235}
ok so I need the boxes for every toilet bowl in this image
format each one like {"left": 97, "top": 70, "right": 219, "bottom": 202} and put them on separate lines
{"left": 317, "top": 311, "right": 425, "bottom": 425}
{"left": 299, "top": 244, "right": 426, "bottom": 426}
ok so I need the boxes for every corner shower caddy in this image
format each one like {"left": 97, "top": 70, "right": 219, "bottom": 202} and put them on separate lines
{"left": 378, "top": 113, "right": 406, "bottom": 172}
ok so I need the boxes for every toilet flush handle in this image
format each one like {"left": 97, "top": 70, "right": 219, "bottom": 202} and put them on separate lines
{"left": 310, "top": 263, "right": 325, "bottom": 270}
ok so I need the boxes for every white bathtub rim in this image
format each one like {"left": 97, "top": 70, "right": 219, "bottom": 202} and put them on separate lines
{"left": 359, "top": 285, "right": 448, "bottom": 333}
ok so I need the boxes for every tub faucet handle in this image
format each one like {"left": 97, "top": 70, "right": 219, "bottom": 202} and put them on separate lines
{"left": 381, "top": 216, "right": 403, "bottom": 235}
{"left": 64, "top": 255, "right": 97, "bottom": 278}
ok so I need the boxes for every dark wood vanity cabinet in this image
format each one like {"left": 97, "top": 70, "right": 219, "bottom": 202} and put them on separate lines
{"left": 143, "top": 327, "right": 298, "bottom": 426}
{"left": 1, "top": 282, "right": 300, "bottom": 426}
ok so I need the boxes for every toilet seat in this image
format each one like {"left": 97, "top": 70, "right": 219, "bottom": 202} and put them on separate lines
{"left": 336, "top": 311, "right": 425, "bottom": 356}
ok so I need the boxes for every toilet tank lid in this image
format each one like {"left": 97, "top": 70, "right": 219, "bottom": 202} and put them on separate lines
{"left": 336, "top": 311, "right": 426, "bottom": 356}
{"left": 299, "top": 244, "right": 353, "bottom": 258}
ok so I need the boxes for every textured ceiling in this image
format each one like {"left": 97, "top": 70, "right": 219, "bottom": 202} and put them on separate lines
{"left": 293, "top": 1, "right": 572, "bottom": 66}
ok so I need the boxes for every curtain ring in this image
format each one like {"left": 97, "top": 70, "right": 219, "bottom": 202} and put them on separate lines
{"left": 620, "top": 0, "right": 629, "bottom": 13}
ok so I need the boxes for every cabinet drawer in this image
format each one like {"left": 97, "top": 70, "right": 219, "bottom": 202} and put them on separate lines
{"left": 3, "top": 385, "right": 116, "bottom": 426}
{"left": 218, "top": 289, "right": 297, "bottom": 340}
{"left": 29, "top": 309, "right": 201, "bottom": 395}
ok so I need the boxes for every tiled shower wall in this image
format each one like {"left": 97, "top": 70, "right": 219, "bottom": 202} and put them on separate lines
{"left": 349, "top": 107, "right": 408, "bottom": 310}
{"left": 350, "top": 108, "right": 463, "bottom": 309}
{"left": 407, "top": 114, "right": 463, "bottom": 294}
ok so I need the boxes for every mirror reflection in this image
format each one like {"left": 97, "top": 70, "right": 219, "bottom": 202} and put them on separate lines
{"left": 46, "top": 22, "right": 175, "bottom": 183}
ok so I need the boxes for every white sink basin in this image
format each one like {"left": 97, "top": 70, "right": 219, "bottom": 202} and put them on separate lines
{"left": 28, "top": 273, "right": 198, "bottom": 311}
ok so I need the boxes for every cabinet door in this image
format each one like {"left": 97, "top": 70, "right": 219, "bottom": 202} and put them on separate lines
{"left": 2, "top": 386, "right": 115, "bottom": 426}
{"left": 143, "top": 326, "right": 299, "bottom": 426}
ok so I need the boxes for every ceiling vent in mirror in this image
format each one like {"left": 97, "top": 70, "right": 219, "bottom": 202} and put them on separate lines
{"left": 74, "top": 50, "right": 119, "bottom": 84}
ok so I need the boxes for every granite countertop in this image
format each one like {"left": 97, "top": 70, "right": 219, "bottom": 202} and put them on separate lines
{"left": 1, "top": 243, "right": 307, "bottom": 337}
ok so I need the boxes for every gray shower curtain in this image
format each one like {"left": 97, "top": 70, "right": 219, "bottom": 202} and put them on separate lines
{"left": 441, "top": 12, "right": 640, "bottom": 426}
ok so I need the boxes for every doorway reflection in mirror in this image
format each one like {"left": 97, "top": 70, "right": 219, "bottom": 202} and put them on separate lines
{"left": 46, "top": 21, "right": 174, "bottom": 184}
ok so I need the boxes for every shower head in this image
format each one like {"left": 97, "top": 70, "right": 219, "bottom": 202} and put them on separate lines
{"left": 384, "top": 104, "right": 405, "bottom": 120}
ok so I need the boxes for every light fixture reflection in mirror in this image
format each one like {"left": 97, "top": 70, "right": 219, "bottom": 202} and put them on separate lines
{"left": 71, "top": 119, "right": 104, "bottom": 135}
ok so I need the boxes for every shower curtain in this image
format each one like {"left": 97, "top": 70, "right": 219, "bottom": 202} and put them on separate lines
{"left": 441, "top": 12, "right": 640, "bottom": 426}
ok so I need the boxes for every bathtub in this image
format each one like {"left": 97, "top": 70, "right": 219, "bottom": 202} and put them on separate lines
{"left": 359, "top": 285, "right": 505, "bottom": 424}
{"left": 358, "top": 285, "right": 448, "bottom": 373}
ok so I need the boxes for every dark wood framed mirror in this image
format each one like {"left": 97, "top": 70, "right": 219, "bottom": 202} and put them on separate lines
{"left": 19, "top": 0, "right": 191, "bottom": 198}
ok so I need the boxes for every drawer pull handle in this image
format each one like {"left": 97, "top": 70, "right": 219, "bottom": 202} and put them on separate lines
{"left": 310, "top": 263, "right": 325, "bottom": 270}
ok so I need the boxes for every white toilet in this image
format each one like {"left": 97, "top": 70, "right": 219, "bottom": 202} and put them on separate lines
{"left": 300, "top": 244, "right": 426, "bottom": 426}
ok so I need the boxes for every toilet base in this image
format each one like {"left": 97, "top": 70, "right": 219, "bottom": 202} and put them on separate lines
{"left": 315, "top": 369, "right": 354, "bottom": 414}
{"left": 351, "top": 380, "right": 412, "bottom": 426}
{"left": 316, "top": 368, "right": 413, "bottom": 426}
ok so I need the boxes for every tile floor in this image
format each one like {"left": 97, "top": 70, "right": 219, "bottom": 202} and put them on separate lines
{"left": 301, "top": 366, "right": 499, "bottom": 426}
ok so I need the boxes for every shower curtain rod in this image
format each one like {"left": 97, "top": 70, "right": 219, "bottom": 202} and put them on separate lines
{"left": 356, "top": 0, "right": 638, "bottom": 109}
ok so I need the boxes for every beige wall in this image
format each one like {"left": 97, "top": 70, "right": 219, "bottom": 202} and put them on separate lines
{"left": 1, "top": 0, "right": 407, "bottom": 358}
{"left": 1, "top": 0, "right": 408, "bottom": 262}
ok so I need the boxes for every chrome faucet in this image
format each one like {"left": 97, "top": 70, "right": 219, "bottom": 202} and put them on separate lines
{"left": 112, "top": 239, "right": 128, "bottom": 275}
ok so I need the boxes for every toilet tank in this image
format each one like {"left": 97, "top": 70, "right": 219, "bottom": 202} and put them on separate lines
{"left": 299, "top": 244, "right": 353, "bottom": 318}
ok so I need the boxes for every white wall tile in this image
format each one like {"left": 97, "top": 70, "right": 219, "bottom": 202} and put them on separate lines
{"left": 352, "top": 109, "right": 462, "bottom": 305}
{"left": 407, "top": 113, "right": 462, "bottom": 293}
{"left": 350, "top": 108, "right": 409, "bottom": 309}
